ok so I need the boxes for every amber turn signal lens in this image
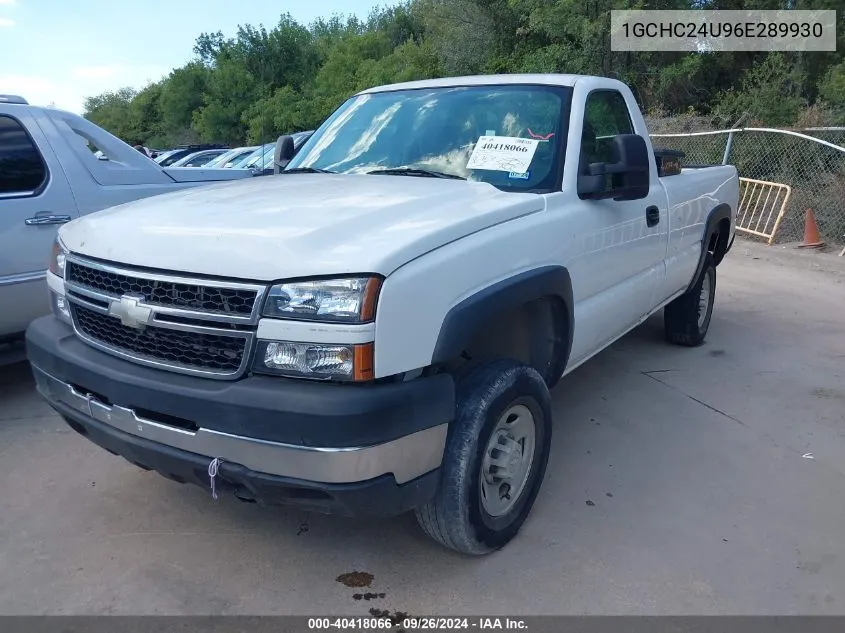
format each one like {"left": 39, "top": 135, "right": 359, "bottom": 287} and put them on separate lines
{"left": 353, "top": 343, "right": 374, "bottom": 382}
{"left": 360, "top": 278, "right": 382, "bottom": 322}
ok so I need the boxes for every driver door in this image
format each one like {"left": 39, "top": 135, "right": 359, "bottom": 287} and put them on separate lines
{"left": 559, "top": 89, "right": 668, "bottom": 367}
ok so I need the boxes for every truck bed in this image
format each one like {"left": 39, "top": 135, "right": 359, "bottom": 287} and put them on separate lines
{"left": 662, "top": 164, "right": 739, "bottom": 211}
{"left": 662, "top": 164, "right": 739, "bottom": 242}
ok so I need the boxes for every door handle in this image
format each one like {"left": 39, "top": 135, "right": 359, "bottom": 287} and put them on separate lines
{"left": 25, "top": 215, "right": 72, "bottom": 226}
{"left": 646, "top": 206, "right": 660, "bottom": 227}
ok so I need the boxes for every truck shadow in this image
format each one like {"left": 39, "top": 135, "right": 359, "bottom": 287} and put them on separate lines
{"left": 0, "top": 360, "right": 34, "bottom": 392}
{"left": 0, "top": 312, "right": 729, "bottom": 612}
{"left": 134, "top": 313, "right": 687, "bottom": 554}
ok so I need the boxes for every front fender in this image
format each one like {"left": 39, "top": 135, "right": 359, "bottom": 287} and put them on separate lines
{"left": 431, "top": 266, "right": 573, "bottom": 377}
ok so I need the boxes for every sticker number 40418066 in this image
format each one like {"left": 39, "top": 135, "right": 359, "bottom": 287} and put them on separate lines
{"left": 466, "top": 135, "right": 540, "bottom": 173}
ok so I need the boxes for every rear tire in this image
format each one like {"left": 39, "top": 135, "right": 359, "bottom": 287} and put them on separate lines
{"left": 415, "top": 359, "right": 553, "bottom": 555}
{"left": 664, "top": 253, "right": 716, "bottom": 347}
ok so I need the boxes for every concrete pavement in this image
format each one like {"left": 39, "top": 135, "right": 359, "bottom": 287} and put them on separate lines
{"left": 1, "top": 240, "right": 843, "bottom": 615}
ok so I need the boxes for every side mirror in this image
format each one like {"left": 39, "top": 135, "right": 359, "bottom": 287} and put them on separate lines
{"left": 577, "top": 134, "right": 650, "bottom": 201}
{"left": 273, "top": 135, "right": 296, "bottom": 174}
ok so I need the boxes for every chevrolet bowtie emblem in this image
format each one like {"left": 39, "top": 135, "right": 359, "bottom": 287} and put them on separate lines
{"left": 108, "top": 295, "right": 153, "bottom": 329}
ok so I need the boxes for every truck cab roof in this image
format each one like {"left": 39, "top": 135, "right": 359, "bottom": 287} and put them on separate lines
{"left": 358, "top": 73, "right": 625, "bottom": 95}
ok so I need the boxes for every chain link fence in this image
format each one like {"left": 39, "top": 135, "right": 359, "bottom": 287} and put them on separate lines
{"left": 650, "top": 127, "right": 845, "bottom": 246}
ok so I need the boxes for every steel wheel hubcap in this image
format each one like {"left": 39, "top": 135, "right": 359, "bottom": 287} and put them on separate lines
{"left": 480, "top": 403, "right": 536, "bottom": 517}
{"left": 697, "top": 274, "right": 711, "bottom": 328}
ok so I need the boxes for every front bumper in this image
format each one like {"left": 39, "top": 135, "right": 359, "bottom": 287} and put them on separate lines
{"left": 26, "top": 316, "right": 455, "bottom": 516}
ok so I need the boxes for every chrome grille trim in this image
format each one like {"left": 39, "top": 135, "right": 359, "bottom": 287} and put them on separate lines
{"left": 64, "top": 255, "right": 267, "bottom": 326}
{"left": 70, "top": 306, "right": 255, "bottom": 379}
{"left": 63, "top": 255, "right": 267, "bottom": 380}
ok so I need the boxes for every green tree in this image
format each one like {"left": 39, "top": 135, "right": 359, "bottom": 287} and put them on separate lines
{"left": 245, "top": 85, "right": 311, "bottom": 142}
{"left": 126, "top": 82, "right": 164, "bottom": 145}
{"left": 231, "top": 17, "right": 317, "bottom": 92}
{"left": 819, "top": 62, "right": 845, "bottom": 112}
{"left": 194, "top": 31, "right": 227, "bottom": 65}
{"left": 83, "top": 0, "right": 845, "bottom": 145}
{"left": 158, "top": 62, "right": 211, "bottom": 142}
{"left": 193, "top": 59, "right": 259, "bottom": 144}
{"left": 305, "top": 30, "right": 395, "bottom": 123}
{"left": 713, "top": 53, "right": 807, "bottom": 125}
{"left": 417, "top": 0, "right": 498, "bottom": 75}
{"left": 83, "top": 87, "right": 137, "bottom": 141}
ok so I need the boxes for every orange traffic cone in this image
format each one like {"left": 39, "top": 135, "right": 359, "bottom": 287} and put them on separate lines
{"left": 797, "top": 209, "right": 825, "bottom": 248}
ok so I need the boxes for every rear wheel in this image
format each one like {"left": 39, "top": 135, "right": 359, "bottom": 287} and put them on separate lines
{"left": 664, "top": 253, "right": 716, "bottom": 347}
{"left": 415, "top": 359, "right": 552, "bottom": 555}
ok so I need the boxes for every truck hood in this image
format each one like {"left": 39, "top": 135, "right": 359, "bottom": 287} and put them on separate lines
{"left": 164, "top": 167, "right": 255, "bottom": 182}
{"left": 60, "top": 174, "right": 544, "bottom": 280}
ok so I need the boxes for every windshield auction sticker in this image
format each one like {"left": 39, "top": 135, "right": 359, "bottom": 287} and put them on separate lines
{"left": 467, "top": 136, "right": 540, "bottom": 173}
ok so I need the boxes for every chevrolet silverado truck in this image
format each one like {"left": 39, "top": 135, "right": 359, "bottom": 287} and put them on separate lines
{"left": 0, "top": 95, "right": 254, "bottom": 363}
{"left": 26, "top": 74, "right": 739, "bottom": 555}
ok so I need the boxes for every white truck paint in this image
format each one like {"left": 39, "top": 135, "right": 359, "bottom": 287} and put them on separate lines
{"left": 0, "top": 99, "right": 254, "bottom": 354}
{"left": 56, "top": 75, "right": 738, "bottom": 379}
{"left": 29, "top": 75, "right": 739, "bottom": 554}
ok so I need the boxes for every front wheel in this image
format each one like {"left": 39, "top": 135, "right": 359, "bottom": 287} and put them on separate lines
{"left": 415, "top": 359, "right": 553, "bottom": 555}
{"left": 664, "top": 253, "right": 717, "bottom": 347}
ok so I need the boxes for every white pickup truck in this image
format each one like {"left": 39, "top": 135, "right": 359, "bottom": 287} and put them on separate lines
{"left": 0, "top": 96, "right": 254, "bottom": 362}
{"left": 26, "top": 74, "right": 739, "bottom": 555}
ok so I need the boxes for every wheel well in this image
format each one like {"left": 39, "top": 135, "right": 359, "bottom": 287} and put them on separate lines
{"left": 441, "top": 296, "right": 569, "bottom": 388}
{"left": 685, "top": 205, "right": 733, "bottom": 294}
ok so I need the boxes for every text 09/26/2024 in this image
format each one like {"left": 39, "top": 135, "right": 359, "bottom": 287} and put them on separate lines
{"left": 610, "top": 9, "right": 837, "bottom": 52}
{"left": 307, "top": 618, "right": 529, "bottom": 630}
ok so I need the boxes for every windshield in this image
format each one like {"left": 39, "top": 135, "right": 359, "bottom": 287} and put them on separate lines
{"left": 204, "top": 148, "right": 238, "bottom": 168}
{"left": 171, "top": 150, "right": 225, "bottom": 167}
{"left": 205, "top": 147, "right": 254, "bottom": 168}
{"left": 154, "top": 150, "right": 176, "bottom": 164}
{"left": 257, "top": 145, "right": 276, "bottom": 167}
{"left": 287, "top": 85, "right": 572, "bottom": 193}
{"left": 239, "top": 143, "right": 274, "bottom": 169}
{"left": 230, "top": 151, "right": 257, "bottom": 169}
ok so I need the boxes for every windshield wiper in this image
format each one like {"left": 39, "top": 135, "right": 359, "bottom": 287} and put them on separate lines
{"left": 367, "top": 167, "right": 465, "bottom": 180}
{"left": 281, "top": 167, "right": 336, "bottom": 174}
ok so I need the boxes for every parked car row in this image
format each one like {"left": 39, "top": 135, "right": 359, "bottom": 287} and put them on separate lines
{"left": 0, "top": 94, "right": 312, "bottom": 362}
{"left": 151, "top": 133, "right": 313, "bottom": 172}
{"left": 168, "top": 148, "right": 229, "bottom": 168}
{"left": 205, "top": 146, "right": 260, "bottom": 168}
{"left": 153, "top": 144, "right": 228, "bottom": 167}
{"left": 234, "top": 132, "right": 314, "bottom": 174}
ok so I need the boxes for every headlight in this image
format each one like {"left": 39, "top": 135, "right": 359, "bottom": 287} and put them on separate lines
{"left": 49, "top": 237, "right": 67, "bottom": 278}
{"left": 263, "top": 277, "right": 382, "bottom": 323}
{"left": 253, "top": 340, "right": 374, "bottom": 381}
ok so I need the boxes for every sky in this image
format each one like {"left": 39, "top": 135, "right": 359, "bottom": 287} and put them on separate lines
{"left": 0, "top": 0, "right": 389, "bottom": 114}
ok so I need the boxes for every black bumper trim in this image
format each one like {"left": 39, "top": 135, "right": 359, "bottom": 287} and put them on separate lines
{"left": 56, "top": 399, "right": 440, "bottom": 517}
{"left": 26, "top": 316, "right": 455, "bottom": 448}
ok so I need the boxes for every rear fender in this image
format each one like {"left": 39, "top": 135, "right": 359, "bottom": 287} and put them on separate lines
{"left": 687, "top": 203, "right": 732, "bottom": 292}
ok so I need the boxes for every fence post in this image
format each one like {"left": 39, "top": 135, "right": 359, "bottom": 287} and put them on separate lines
{"left": 722, "top": 131, "right": 735, "bottom": 165}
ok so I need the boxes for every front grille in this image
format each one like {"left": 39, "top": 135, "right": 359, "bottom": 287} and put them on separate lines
{"left": 72, "top": 304, "right": 247, "bottom": 373}
{"left": 66, "top": 261, "right": 257, "bottom": 316}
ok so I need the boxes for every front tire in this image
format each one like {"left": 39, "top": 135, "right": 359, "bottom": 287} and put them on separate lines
{"left": 415, "top": 359, "right": 553, "bottom": 555}
{"left": 664, "top": 253, "right": 716, "bottom": 347}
